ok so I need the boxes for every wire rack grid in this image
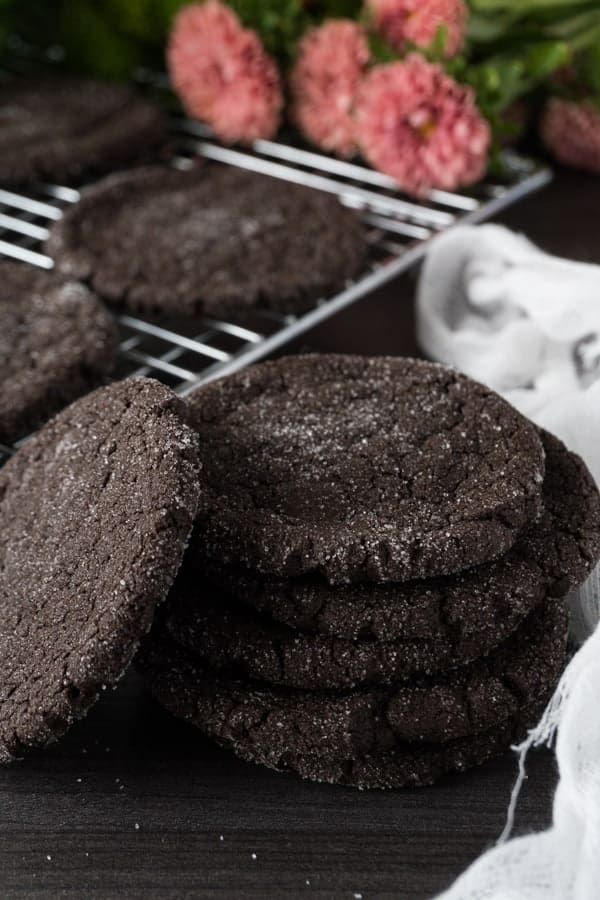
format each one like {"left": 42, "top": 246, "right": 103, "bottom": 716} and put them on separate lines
{"left": 0, "top": 115, "right": 551, "bottom": 464}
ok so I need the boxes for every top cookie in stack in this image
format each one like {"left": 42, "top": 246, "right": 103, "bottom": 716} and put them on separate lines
{"left": 139, "top": 354, "right": 600, "bottom": 789}
{"left": 186, "top": 354, "right": 546, "bottom": 582}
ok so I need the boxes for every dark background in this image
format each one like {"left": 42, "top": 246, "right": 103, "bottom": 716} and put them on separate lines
{"left": 1, "top": 168, "right": 597, "bottom": 899}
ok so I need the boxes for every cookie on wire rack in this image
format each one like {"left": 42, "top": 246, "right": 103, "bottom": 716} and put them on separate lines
{"left": 0, "top": 76, "right": 167, "bottom": 185}
{"left": 46, "top": 165, "right": 368, "bottom": 318}
{"left": 0, "top": 261, "right": 117, "bottom": 445}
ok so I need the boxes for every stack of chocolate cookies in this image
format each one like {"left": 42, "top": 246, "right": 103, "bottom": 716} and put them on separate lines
{"left": 139, "top": 355, "right": 600, "bottom": 788}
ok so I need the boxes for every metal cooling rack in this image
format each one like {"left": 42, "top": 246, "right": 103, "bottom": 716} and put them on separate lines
{"left": 0, "top": 116, "right": 551, "bottom": 464}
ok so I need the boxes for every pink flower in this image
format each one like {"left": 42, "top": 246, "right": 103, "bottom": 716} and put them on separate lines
{"left": 167, "top": 0, "right": 283, "bottom": 143}
{"left": 355, "top": 56, "right": 491, "bottom": 195}
{"left": 541, "top": 98, "right": 600, "bottom": 174}
{"left": 290, "top": 20, "right": 370, "bottom": 157}
{"left": 367, "top": 0, "right": 467, "bottom": 58}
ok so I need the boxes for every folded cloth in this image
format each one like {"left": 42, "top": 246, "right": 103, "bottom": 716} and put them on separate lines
{"left": 419, "top": 225, "right": 600, "bottom": 900}
{"left": 435, "top": 624, "right": 600, "bottom": 900}
{"left": 417, "top": 224, "right": 600, "bottom": 486}
{"left": 417, "top": 222, "right": 600, "bottom": 645}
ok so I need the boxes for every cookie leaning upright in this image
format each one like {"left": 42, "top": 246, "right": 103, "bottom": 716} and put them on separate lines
{"left": 0, "top": 378, "right": 200, "bottom": 762}
{"left": 186, "top": 355, "right": 546, "bottom": 583}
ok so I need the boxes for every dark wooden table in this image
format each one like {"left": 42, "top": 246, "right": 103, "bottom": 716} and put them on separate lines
{"left": 2, "top": 168, "right": 598, "bottom": 900}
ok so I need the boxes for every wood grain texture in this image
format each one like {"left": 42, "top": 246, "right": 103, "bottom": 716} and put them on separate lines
{"left": 0, "top": 672, "right": 557, "bottom": 900}
{"left": 2, "top": 165, "right": 598, "bottom": 900}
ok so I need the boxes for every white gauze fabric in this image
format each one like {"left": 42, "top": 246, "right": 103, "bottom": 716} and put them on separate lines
{"left": 417, "top": 223, "right": 600, "bottom": 636}
{"left": 416, "top": 224, "right": 600, "bottom": 900}
{"left": 435, "top": 626, "right": 600, "bottom": 900}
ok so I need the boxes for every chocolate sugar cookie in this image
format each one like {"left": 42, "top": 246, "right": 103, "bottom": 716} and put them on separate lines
{"left": 161, "top": 578, "right": 546, "bottom": 688}
{"left": 186, "top": 355, "right": 545, "bottom": 584}
{"left": 139, "top": 595, "right": 567, "bottom": 786}
{"left": 523, "top": 429, "right": 600, "bottom": 596}
{"left": 265, "top": 709, "right": 543, "bottom": 789}
{"left": 183, "top": 428, "right": 600, "bottom": 644}
{"left": 0, "top": 261, "right": 117, "bottom": 445}
{"left": 46, "top": 166, "right": 367, "bottom": 318}
{"left": 0, "top": 76, "right": 166, "bottom": 184}
{"left": 189, "top": 550, "right": 543, "bottom": 645}
{"left": 0, "top": 378, "right": 199, "bottom": 762}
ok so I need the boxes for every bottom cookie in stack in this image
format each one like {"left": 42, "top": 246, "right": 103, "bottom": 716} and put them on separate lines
{"left": 138, "top": 594, "right": 568, "bottom": 789}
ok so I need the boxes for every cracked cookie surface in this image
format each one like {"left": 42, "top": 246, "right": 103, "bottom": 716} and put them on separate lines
{"left": 46, "top": 166, "right": 367, "bottom": 318}
{"left": 142, "top": 598, "right": 567, "bottom": 758}
{"left": 259, "top": 702, "right": 546, "bottom": 788}
{"left": 0, "top": 76, "right": 166, "bottom": 184}
{"left": 186, "top": 355, "right": 546, "bottom": 583}
{"left": 139, "top": 594, "right": 567, "bottom": 765}
{"left": 0, "top": 261, "right": 117, "bottom": 444}
{"left": 180, "top": 429, "right": 600, "bottom": 656}
{"left": 520, "top": 429, "right": 600, "bottom": 596}
{"left": 0, "top": 378, "right": 200, "bottom": 762}
{"left": 159, "top": 575, "right": 545, "bottom": 688}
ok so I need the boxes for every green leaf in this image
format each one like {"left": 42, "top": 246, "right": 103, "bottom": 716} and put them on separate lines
{"left": 521, "top": 39, "right": 570, "bottom": 77}
{"left": 579, "top": 44, "right": 600, "bottom": 95}
{"left": 544, "top": 8, "right": 600, "bottom": 40}
{"left": 367, "top": 31, "right": 400, "bottom": 64}
{"left": 61, "top": 1, "right": 145, "bottom": 79}
{"left": 462, "top": 39, "right": 568, "bottom": 127}
{"left": 429, "top": 23, "right": 449, "bottom": 59}
{"left": 466, "top": 12, "right": 519, "bottom": 42}
{"left": 310, "top": 0, "right": 363, "bottom": 15}
{"left": 228, "top": 0, "right": 308, "bottom": 61}
{"left": 100, "top": 0, "right": 167, "bottom": 46}
{"left": 468, "top": 0, "right": 594, "bottom": 13}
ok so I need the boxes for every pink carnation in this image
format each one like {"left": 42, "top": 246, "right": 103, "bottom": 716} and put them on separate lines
{"left": 355, "top": 56, "right": 490, "bottom": 195}
{"left": 367, "top": 0, "right": 467, "bottom": 58}
{"left": 290, "top": 20, "right": 370, "bottom": 157}
{"left": 541, "top": 98, "right": 600, "bottom": 174}
{"left": 167, "top": 0, "right": 283, "bottom": 143}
